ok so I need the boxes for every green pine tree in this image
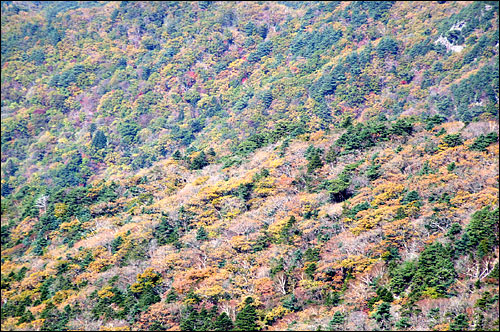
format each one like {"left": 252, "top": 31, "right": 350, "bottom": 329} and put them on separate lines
{"left": 166, "top": 290, "right": 178, "bottom": 303}
{"left": 207, "top": 147, "right": 216, "bottom": 157}
{"left": 196, "top": 226, "right": 208, "bottom": 241}
{"left": 325, "top": 146, "right": 337, "bottom": 164}
{"left": 376, "top": 287, "right": 394, "bottom": 303}
{"left": 180, "top": 306, "right": 199, "bottom": 331}
{"left": 149, "top": 321, "right": 167, "bottom": 331}
{"left": 450, "top": 313, "right": 469, "bottom": 331}
{"left": 155, "top": 217, "right": 179, "bottom": 245}
{"left": 172, "top": 150, "right": 182, "bottom": 160}
{"left": 307, "top": 153, "right": 324, "bottom": 173}
{"left": 328, "top": 311, "right": 345, "bottom": 330}
{"left": 401, "top": 190, "right": 421, "bottom": 205}
{"left": 465, "top": 207, "right": 498, "bottom": 255}
{"left": 365, "top": 163, "right": 381, "bottom": 181}
{"left": 137, "top": 284, "right": 161, "bottom": 310}
{"left": 213, "top": 312, "right": 234, "bottom": 331}
{"left": 412, "top": 242, "right": 456, "bottom": 296}
{"left": 442, "top": 133, "right": 463, "bottom": 147}
{"left": 92, "top": 130, "right": 107, "bottom": 149}
{"left": 111, "top": 235, "right": 123, "bottom": 254}
{"left": 395, "top": 317, "right": 411, "bottom": 329}
{"left": 279, "top": 215, "right": 296, "bottom": 243}
{"left": 190, "top": 151, "right": 209, "bottom": 170}
{"left": 235, "top": 297, "right": 259, "bottom": 331}
{"left": 261, "top": 90, "right": 273, "bottom": 109}
{"left": 372, "top": 302, "right": 392, "bottom": 330}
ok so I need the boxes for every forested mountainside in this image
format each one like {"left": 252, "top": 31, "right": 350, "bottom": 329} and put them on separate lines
{"left": 1, "top": 1, "right": 499, "bottom": 331}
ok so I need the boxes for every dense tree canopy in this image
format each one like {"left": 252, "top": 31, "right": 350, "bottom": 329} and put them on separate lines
{"left": 1, "top": 1, "right": 498, "bottom": 331}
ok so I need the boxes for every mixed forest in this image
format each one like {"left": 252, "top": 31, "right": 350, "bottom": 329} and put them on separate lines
{"left": 1, "top": 1, "right": 499, "bottom": 331}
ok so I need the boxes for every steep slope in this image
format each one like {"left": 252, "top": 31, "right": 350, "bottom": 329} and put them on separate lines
{"left": 1, "top": 1, "right": 499, "bottom": 331}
